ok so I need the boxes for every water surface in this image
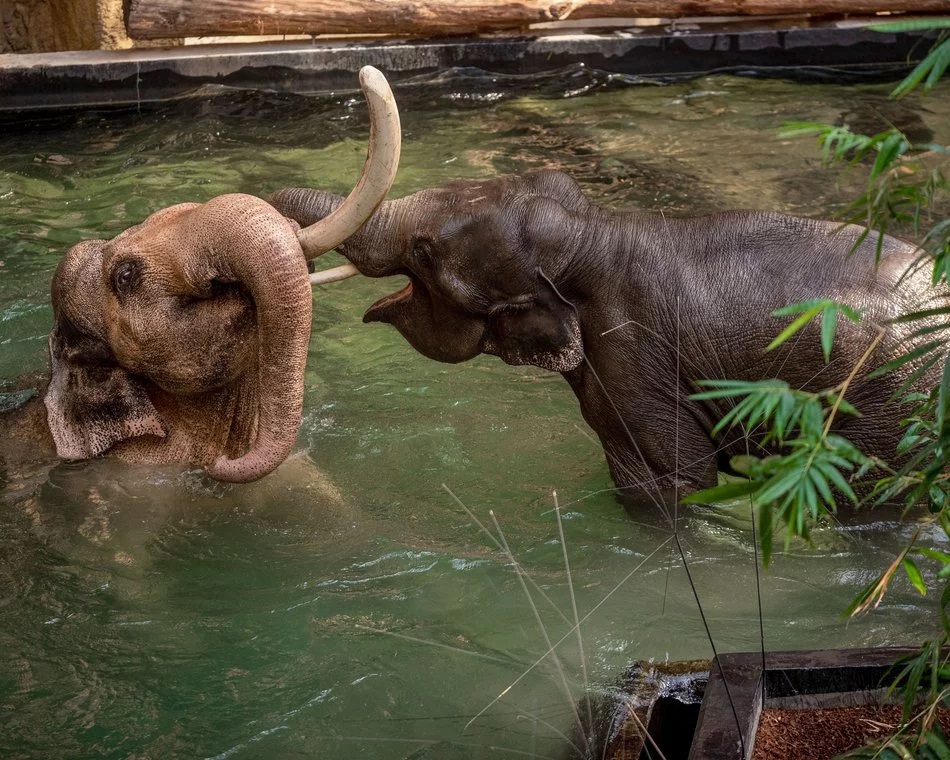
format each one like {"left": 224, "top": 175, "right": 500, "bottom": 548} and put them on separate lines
{"left": 1, "top": 69, "right": 948, "bottom": 758}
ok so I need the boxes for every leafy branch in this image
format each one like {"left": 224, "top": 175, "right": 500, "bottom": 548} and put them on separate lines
{"left": 683, "top": 300, "right": 879, "bottom": 563}
{"left": 709, "top": 26, "right": 950, "bottom": 760}
{"left": 779, "top": 122, "right": 948, "bottom": 263}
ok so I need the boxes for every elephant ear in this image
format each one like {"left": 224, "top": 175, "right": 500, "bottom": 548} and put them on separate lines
{"left": 482, "top": 194, "right": 585, "bottom": 372}
{"left": 44, "top": 321, "right": 167, "bottom": 460}
{"left": 483, "top": 283, "right": 584, "bottom": 372}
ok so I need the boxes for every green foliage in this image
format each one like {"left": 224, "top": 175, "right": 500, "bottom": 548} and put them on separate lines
{"left": 779, "top": 122, "right": 948, "bottom": 263}
{"left": 768, "top": 299, "right": 864, "bottom": 362}
{"left": 869, "top": 19, "right": 950, "bottom": 33}
{"left": 839, "top": 641, "right": 950, "bottom": 759}
{"left": 686, "top": 372, "right": 873, "bottom": 563}
{"left": 691, "top": 29, "right": 950, "bottom": 760}
{"left": 840, "top": 724, "right": 950, "bottom": 760}
{"left": 871, "top": 20, "right": 949, "bottom": 98}
{"left": 891, "top": 36, "right": 950, "bottom": 98}
{"left": 685, "top": 298, "right": 874, "bottom": 562}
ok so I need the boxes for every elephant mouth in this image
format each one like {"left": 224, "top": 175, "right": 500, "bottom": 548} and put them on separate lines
{"left": 357, "top": 270, "right": 487, "bottom": 363}
{"left": 363, "top": 277, "right": 415, "bottom": 324}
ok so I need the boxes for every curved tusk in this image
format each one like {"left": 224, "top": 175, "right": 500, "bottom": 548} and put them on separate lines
{"left": 298, "top": 65, "right": 401, "bottom": 259}
{"left": 310, "top": 263, "right": 360, "bottom": 286}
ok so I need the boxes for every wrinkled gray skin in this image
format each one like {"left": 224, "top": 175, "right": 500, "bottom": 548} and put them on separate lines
{"left": 270, "top": 171, "right": 946, "bottom": 510}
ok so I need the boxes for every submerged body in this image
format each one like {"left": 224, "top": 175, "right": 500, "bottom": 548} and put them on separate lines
{"left": 270, "top": 170, "right": 945, "bottom": 508}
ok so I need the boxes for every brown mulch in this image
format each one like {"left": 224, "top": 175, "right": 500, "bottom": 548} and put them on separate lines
{"left": 752, "top": 704, "right": 950, "bottom": 760}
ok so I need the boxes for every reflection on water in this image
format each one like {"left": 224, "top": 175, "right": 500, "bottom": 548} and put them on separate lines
{"left": 1, "top": 69, "right": 948, "bottom": 758}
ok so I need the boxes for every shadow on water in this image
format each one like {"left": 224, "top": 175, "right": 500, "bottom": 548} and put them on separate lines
{"left": 1, "top": 68, "right": 948, "bottom": 758}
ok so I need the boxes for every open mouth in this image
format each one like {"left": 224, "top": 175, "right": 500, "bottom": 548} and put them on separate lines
{"left": 363, "top": 277, "right": 414, "bottom": 323}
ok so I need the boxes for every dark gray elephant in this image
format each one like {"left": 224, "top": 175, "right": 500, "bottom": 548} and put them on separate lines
{"left": 269, "top": 170, "right": 945, "bottom": 509}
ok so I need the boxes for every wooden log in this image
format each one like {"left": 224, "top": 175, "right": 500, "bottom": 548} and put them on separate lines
{"left": 127, "top": 0, "right": 950, "bottom": 40}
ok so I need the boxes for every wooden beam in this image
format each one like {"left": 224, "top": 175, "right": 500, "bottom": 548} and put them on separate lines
{"left": 127, "top": 0, "right": 950, "bottom": 40}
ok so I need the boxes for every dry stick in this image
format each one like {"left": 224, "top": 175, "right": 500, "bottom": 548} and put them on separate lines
{"left": 465, "top": 535, "right": 674, "bottom": 731}
{"left": 315, "top": 734, "right": 544, "bottom": 757}
{"left": 740, "top": 432, "right": 769, "bottom": 709}
{"left": 443, "top": 484, "right": 573, "bottom": 628}
{"left": 622, "top": 697, "right": 669, "bottom": 760}
{"left": 553, "top": 490, "right": 593, "bottom": 737}
{"left": 663, "top": 293, "right": 683, "bottom": 617}
{"left": 515, "top": 712, "right": 584, "bottom": 757}
{"left": 354, "top": 624, "right": 512, "bottom": 664}
{"left": 676, "top": 532, "right": 747, "bottom": 758}
{"left": 488, "top": 509, "right": 591, "bottom": 758}
{"left": 823, "top": 326, "right": 886, "bottom": 438}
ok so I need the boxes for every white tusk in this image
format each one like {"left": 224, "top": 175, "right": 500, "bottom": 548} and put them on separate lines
{"left": 298, "top": 65, "right": 401, "bottom": 258}
{"left": 310, "top": 263, "right": 360, "bottom": 286}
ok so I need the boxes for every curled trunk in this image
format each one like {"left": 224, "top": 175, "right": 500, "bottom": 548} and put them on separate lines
{"left": 193, "top": 195, "right": 313, "bottom": 483}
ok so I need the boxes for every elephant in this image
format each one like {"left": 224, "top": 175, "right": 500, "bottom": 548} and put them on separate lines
{"left": 268, "top": 170, "right": 947, "bottom": 510}
{"left": 0, "top": 65, "right": 401, "bottom": 486}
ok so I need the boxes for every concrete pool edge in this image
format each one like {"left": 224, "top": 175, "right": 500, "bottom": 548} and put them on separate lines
{"left": 0, "top": 18, "right": 940, "bottom": 111}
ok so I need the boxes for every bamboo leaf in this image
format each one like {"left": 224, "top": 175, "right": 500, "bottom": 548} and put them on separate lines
{"left": 755, "top": 466, "right": 803, "bottom": 506}
{"left": 844, "top": 572, "right": 888, "bottom": 617}
{"left": 919, "top": 548, "right": 950, "bottom": 566}
{"left": 903, "top": 557, "right": 928, "bottom": 596}
{"left": 869, "top": 132, "right": 908, "bottom": 182}
{"left": 821, "top": 305, "right": 839, "bottom": 362}
{"left": 767, "top": 305, "right": 824, "bottom": 352}
{"left": 814, "top": 459, "right": 858, "bottom": 503}
{"left": 894, "top": 305, "right": 950, "bottom": 324}
{"left": 939, "top": 356, "right": 950, "bottom": 439}
{"left": 682, "top": 480, "right": 758, "bottom": 505}
{"left": 924, "top": 730, "right": 950, "bottom": 760}
{"left": 868, "top": 339, "right": 944, "bottom": 379}
{"left": 777, "top": 121, "right": 830, "bottom": 139}
{"left": 892, "top": 38, "right": 950, "bottom": 97}
{"left": 810, "top": 466, "right": 835, "bottom": 507}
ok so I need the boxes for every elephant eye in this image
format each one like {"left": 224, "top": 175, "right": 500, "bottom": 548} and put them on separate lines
{"left": 489, "top": 296, "right": 534, "bottom": 316}
{"left": 410, "top": 239, "right": 434, "bottom": 269}
{"left": 111, "top": 259, "right": 141, "bottom": 299}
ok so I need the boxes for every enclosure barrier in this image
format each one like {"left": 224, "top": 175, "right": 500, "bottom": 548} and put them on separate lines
{"left": 126, "top": 0, "right": 950, "bottom": 38}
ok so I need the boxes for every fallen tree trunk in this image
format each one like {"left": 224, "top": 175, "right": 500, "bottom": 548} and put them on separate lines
{"left": 127, "top": 0, "right": 949, "bottom": 39}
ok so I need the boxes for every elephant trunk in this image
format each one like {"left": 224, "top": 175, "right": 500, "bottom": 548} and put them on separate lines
{"left": 267, "top": 189, "right": 401, "bottom": 279}
{"left": 197, "top": 195, "right": 313, "bottom": 484}
{"left": 268, "top": 189, "right": 344, "bottom": 231}
{"left": 204, "top": 66, "right": 402, "bottom": 482}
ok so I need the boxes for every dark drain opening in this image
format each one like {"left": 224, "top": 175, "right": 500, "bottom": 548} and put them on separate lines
{"left": 639, "top": 697, "right": 702, "bottom": 760}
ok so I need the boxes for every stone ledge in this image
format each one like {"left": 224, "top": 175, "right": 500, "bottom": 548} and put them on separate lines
{"left": 0, "top": 19, "right": 938, "bottom": 111}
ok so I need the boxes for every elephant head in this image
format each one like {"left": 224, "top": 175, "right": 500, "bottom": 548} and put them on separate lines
{"left": 268, "top": 171, "right": 592, "bottom": 373}
{"left": 44, "top": 66, "right": 401, "bottom": 483}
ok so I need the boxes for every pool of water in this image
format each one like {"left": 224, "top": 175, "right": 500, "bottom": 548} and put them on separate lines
{"left": 1, "top": 68, "right": 948, "bottom": 759}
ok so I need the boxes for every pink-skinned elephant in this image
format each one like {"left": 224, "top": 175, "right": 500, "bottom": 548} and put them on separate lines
{"left": 2, "top": 66, "right": 401, "bottom": 485}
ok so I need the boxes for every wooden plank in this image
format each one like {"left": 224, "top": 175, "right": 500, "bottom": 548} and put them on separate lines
{"left": 127, "top": 0, "right": 950, "bottom": 39}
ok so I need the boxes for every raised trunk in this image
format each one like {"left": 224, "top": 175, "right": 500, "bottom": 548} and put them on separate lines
{"left": 268, "top": 189, "right": 404, "bottom": 279}
{"left": 268, "top": 190, "right": 344, "bottom": 237}
{"left": 193, "top": 195, "right": 313, "bottom": 483}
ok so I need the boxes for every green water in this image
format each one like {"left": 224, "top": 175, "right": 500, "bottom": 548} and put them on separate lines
{"left": 1, "top": 69, "right": 948, "bottom": 758}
